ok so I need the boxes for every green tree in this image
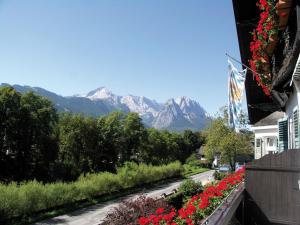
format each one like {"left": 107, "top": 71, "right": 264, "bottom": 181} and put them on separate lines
{"left": 121, "top": 113, "right": 146, "bottom": 164}
{"left": 204, "top": 118, "right": 252, "bottom": 171}
{"left": 96, "top": 112, "right": 125, "bottom": 171}
{"left": 0, "top": 88, "right": 58, "bottom": 181}
{"left": 0, "top": 86, "right": 22, "bottom": 181}
{"left": 19, "top": 92, "right": 58, "bottom": 180}
{"left": 140, "top": 128, "right": 167, "bottom": 165}
{"left": 57, "top": 114, "right": 99, "bottom": 179}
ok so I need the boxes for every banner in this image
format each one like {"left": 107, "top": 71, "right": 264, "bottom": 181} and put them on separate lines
{"left": 228, "top": 59, "right": 247, "bottom": 132}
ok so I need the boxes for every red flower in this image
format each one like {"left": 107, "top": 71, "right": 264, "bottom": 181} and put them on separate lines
{"left": 198, "top": 195, "right": 210, "bottom": 209}
{"left": 178, "top": 208, "right": 188, "bottom": 219}
{"left": 139, "top": 217, "right": 150, "bottom": 225}
{"left": 138, "top": 169, "right": 245, "bottom": 224}
{"left": 155, "top": 207, "right": 165, "bottom": 215}
{"left": 186, "top": 218, "right": 193, "bottom": 224}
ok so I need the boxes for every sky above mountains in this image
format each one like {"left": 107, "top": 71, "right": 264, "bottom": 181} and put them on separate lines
{"left": 0, "top": 0, "right": 242, "bottom": 114}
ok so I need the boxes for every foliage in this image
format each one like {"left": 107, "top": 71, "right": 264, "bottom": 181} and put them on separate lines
{"left": 139, "top": 129, "right": 203, "bottom": 166}
{"left": 138, "top": 167, "right": 245, "bottom": 225}
{"left": 249, "top": 0, "right": 278, "bottom": 96}
{"left": 0, "top": 162, "right": 183, "bottom": 222}
{"left": 0, "top": 86, "right": 58, "bottom": 182}
{"left": 167, "top": 179, "right": 204, "bottom": 210}
{"left": 184, "top": 153, "right": 200, "bottom": 167}
{"left": 213, "top": 171, "right": 227, "bottom": 181}
{"left": 178, "top": 179, "right": 203, "bottom": 199}
{"left": 103, "top": 195, "right": 172, "bottom": 225}
{"left": 204, "top": 118, "right": 253, "bottom": 171}
{"left": 0, "top": 86, "right": 204, "bottom": 182}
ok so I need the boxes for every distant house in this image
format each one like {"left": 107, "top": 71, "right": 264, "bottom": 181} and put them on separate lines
{"left": 197, "top": 146, "right": 206, "bottom": 161}
{"left": 252, "top": 111, "right": 284, "bottom": 159}
{"left": 196, "top": 146, "right": 216, "bottom": 168}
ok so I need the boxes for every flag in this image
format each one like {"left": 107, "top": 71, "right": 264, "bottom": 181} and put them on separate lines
{"left": 228, "top": 59, "right": 247, "bottom": 132}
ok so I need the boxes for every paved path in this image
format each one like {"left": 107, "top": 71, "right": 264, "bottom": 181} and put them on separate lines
{"left": 34, "top": 170, "right": 214, "bottom": 225}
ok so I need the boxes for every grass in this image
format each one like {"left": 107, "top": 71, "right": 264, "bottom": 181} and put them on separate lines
{"left": 183, "top": 164, "right": 210, "bottom": 177}
{"left": 0, "top": 161, "right": 210, "bottom": 225}
{"left": 0, "top": 161, "right": 183, "bottom": 225}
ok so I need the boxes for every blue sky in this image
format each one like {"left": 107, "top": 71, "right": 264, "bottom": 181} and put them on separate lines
{"left": 0, "top": 0, "right": 242, "bottom": 114}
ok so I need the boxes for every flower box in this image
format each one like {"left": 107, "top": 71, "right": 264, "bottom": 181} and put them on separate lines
{"left": 138, "top": 168, "right": 245, "bottom": 225}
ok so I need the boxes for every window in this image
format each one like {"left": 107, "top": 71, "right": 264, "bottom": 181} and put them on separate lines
{"left": 256, "top": 138, "right": 261, "bottom": 148}
{"left": 267, "top": 138, "right": 275, "bottom": 147}
{"left": 293, "top": 108, "right": 299, "bottom": 148}
{"left": 278, "top": 118, "right": 288, "bottom": 151}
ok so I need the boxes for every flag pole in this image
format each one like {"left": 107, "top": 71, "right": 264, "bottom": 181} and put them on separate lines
{"left": 226, "top": 53, "right": 261, "bottom": 79}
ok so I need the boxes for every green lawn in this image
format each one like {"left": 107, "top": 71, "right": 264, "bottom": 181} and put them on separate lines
{"left": 183, "top": 164, "right": 210, "bottom": 177}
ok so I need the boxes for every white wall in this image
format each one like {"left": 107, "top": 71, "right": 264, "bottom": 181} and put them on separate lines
{"left": 252, "top": 126, "right": 278, "bottom": 159}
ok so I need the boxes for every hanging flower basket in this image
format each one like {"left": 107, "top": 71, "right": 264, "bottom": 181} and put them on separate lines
{"left": 276, "top": 0, "right": 293, "bottom": 30}
{"left": 266, "top": 33, "right": 278, "bottom": 55}
{"left": 248, "top": 0, "right": 281, "bottom": 96}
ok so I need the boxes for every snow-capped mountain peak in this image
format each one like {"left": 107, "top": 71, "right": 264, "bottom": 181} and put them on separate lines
{"left": 121, "top": 95, "right": 161, "bottom": 116}
{"left": 86, "top": 87, "right": 115, "bottom": 100}
{"left": 3, "top": 82, "right": 210, "bottom": 131}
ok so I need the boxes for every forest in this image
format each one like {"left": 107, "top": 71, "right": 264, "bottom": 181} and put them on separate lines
{"left": 0, "top": 86, "right": 204, "bottom": 183}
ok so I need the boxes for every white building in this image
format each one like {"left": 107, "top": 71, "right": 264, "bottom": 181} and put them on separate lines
{"left": 252, "top": 112, "right": 284, "bottom": 159}
{"left": 276, "top": 56, "right": 300, "bottom": 151}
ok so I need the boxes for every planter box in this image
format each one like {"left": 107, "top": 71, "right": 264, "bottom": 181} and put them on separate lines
{"left": 200, "top": 183, "right": 245, "bottom": 225}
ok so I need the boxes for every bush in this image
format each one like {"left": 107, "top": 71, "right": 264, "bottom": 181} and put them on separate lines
{"left": 0, "top": 161, "right": 183, "bottom": 223}
{"left": 178, "top": 179, "right": 203, "bottom": 199}
{"left": 213, "top": 171, "right": 227, "bottom": 180}
{"left": 167, "top": 179, "right": 203, "bottom": 209}
{"left": 103, "top": 195, "right": 172, "bottom": 225}
{"left": 185, "top": 153, "right": 209, "bottom": 168}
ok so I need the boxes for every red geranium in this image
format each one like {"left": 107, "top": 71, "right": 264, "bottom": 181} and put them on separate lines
{"left": 138, "top": 168, "right": 245, "bottom": 225}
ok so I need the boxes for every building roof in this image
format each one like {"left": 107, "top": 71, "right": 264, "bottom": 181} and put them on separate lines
{"left": 231, "top": 0, "right": 300, "bottom": 125}
{"left": 253, "top": 111, "right": 285, "bottom": 127}
{"left": 232, "top": 0, "right": 280, "bottom": 124}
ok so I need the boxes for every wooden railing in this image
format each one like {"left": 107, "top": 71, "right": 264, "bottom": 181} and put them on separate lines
{"left": 246, "top": 149, "right": 300, "bottom": 224}
{"left": 202, "top": 182, "right": 245, "bottom": 225}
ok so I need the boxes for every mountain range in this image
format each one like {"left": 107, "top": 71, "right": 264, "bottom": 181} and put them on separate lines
{"left": 0, "top": 83, "right": 210, "bottom": 131}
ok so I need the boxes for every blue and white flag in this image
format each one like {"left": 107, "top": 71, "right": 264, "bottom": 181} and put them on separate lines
{"left": 228, "top": 59, "right": 247, "bottom": 132}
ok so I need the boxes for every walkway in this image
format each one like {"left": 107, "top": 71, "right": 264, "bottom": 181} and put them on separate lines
{"left": 34, "top": 170, "right": 214, "bottom": 225}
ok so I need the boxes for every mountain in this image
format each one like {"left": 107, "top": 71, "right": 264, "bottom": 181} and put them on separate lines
{"left": 176, "top": 97, "right": 209, "bottom": 130}
{"left": 85, "top": 87, "right": 130, "bottom": 112}
{"left": 153, "top": 99, "right": 190, "bottom": 130}
{"left": 152, "top": 97, "right": 209, "bottom": 131}
{"left": 121, "top": 95, "right": 162, "bottom": 126}
{"left": 0, "top": 83, "right": 209, "bottom": 131}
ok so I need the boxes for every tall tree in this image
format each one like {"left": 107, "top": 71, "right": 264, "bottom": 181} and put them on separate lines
{"left": 121, "top": 113, "right": 146, "bottom": 164}
{"left": 0, "top": 87, "right": 21, "bottom": 181}
{"left": 204, "top": 118, "right": 252, "bottom": 170}
{"left": 58, "top": 114, "right": 98, "bottom": 178}
{"left": 96, "top": 112, "right": 124, "bottom": 171}
{"left": 19, "top": 91, "right": 58, "bottom": 180}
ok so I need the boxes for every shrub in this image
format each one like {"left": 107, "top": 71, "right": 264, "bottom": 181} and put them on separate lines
{"left": 0, "top": 161, "right": 183, "bottom": 222}
{"left": 178, "top": 179, "right": 203, "bottom": 199}
{"left": 138, "top": 167, "right": 245, "bottom": 225}
{"left": 103, "top": 195, "right": 172, "bottom": 225}
{"left": 167, "top": 179, "right": 203, "bottom": 210}
{"left": 213, "top": 171, "right": 227, "bottom": 181}
{"left": 185, "top": 153, "right": 201, "bottom": 167}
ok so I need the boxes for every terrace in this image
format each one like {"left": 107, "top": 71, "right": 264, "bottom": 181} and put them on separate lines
{"left": 232, "top": 0, "right": 300, "bottom": 224}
